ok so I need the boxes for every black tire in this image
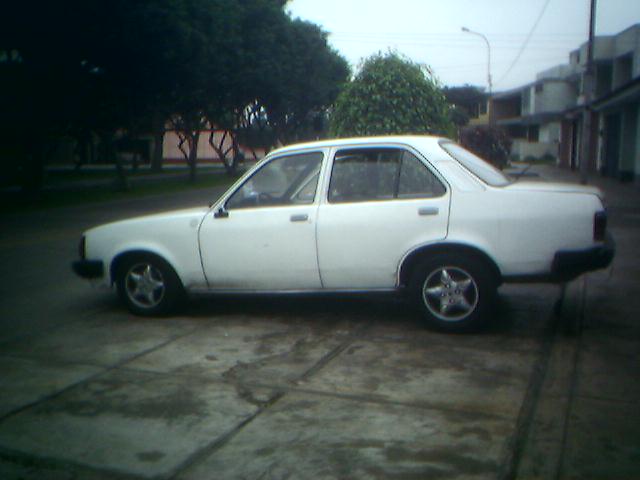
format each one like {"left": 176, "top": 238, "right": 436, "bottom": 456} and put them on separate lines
{"left": 409, "top": 253, "right": 497, "bottom": 332}
{"left": 115, "top": 253, "right": 185, "bottom": 316}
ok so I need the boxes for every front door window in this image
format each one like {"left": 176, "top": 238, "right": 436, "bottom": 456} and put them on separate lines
{"left": 227, "top": 152, "right": 323, "bottom": 209}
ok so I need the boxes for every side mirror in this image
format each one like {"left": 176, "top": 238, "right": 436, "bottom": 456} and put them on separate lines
{"left": 213, "top": 207, "right": 229, "bottom": 219}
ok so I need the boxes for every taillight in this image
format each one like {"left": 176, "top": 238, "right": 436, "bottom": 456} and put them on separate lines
{"left": 594, "top": 211, "right": 607, "bottom": 241}
{"left": 79, "top": 236, "right": 86, "bottom": 260}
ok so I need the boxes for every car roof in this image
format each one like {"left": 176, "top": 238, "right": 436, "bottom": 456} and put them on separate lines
{"left": 271, "top": 135, "right": 449, "bottom": 156}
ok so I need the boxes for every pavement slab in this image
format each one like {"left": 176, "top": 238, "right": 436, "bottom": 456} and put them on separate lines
{"left": 576, "top": 335, "right": 640, "bottom": 401}
{"left": 559, "top": 397, "right": 640, "bottom": 479}
{"left": 178, "top": 391, "right": 513, "bottom": 480}
{"left": 0, "top": 312, "right": 202, "bottom": 367}
{"left": 0, "top": 357, "right": 103, "bottom": 418}
{"left": 0, "top": 368, "right": 267, "bottom": 478}
{"left": 298, "top": 338, "right": 537, "bottom": 418}
{"left": 126, "top": 315, "right": 353, "bottom": 385}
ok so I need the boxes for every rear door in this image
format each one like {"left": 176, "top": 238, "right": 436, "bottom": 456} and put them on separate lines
{"left": 316, "top": 146, "right": 450, "bottom": 289}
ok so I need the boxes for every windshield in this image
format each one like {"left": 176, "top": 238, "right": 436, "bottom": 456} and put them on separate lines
{"left": 439, "top": 141, "right": 511, "bottom": 187}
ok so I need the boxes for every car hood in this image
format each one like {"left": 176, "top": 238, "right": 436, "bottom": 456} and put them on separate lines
{"left": 86, "top": 206, "right": 210, "bottom": 234}
{"left": 504, "top": 181, "right": 603, "bottom": 197}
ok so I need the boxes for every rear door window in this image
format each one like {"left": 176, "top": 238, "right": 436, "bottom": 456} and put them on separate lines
{"left": 328, "top": 148, "right": 445, "bottom": 203}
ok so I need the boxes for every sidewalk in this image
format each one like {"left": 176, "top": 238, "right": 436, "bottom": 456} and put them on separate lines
{"left": 515, "top": 164, "right": 640, "bottom": 479}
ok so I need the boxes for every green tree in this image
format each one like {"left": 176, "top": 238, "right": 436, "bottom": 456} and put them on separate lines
{"left": 0, "top": 0, "right": 346, "bottom": 193}
{"left": 443, "top": 85, "right": 487, "bottom": 128}
{"left": 330, "top": 52, "right": 453, "bottom": 138}
{"left": 260, "top": 19, "right": 349, "bottom": 145}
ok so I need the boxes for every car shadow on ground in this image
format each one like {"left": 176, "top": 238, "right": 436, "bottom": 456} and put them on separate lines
{"left": 179, "top": 291, "right": 540, "bottom": 336}
{"left": 82, "top": 286, "right": 553, "bottom": 339}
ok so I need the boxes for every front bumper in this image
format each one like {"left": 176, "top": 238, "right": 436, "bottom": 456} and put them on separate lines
{"left": 551, "top": 233, "right": 615, "bottom": 282}
{"left": 72, "top": 259, "right": 104, "bottom": 279}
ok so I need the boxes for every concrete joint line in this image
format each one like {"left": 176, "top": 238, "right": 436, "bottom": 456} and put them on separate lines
{"left": 166, "top": 393, "right": 285, "bottom": 480}
{"left": 554, "top": 278, "right": 587, "bottom": 480}
{"left": 246, "top": 382, "right": 510, "bottom": 421}
{"left": 0, "top": 326, "right": 199, "bottom": 425}
{"left": 167, "top": 323, "right": 368, "bottom": 479}
{"left": 496, "top": 305, "right": 563, "bottom": 480}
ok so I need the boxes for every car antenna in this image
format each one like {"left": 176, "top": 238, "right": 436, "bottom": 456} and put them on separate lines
{"left": 513, "top": 163, "right": 532, "bottom": 182}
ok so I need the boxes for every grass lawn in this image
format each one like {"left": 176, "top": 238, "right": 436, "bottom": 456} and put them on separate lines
{"left": 1, "top": 171, "right": 240, "bottom": 214}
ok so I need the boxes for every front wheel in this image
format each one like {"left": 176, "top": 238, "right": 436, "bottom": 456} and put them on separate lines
{"left": 410, "top": 254, "right": 496, "bottom": 332}
{"left": 115, "top": 253, "right": 184, "bottom": 316}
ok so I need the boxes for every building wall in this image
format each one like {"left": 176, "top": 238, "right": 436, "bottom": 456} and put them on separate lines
{"left": 162, "top": 128, "right": 265, "bottom": 164}
{"left": 636, "top": 107, "right": 640, "bottom": 183}
{"left": 511, "top": 140, "right": 557, "bottom": 160}
{"left": 491, "top": 97, "right": 521, "bottom": 120}
{"left": 539, "top": 122, "right": 561, "bottom": 143}
{"left": 621, "top": 103, "right": 639, "bottom": 179}
{"left": 535, "top": 81, "right": 578, "bottom": 114}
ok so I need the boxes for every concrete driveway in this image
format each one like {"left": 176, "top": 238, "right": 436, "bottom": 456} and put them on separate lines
{"left": 0, "top": 168, "right": 638, "bottom": 479}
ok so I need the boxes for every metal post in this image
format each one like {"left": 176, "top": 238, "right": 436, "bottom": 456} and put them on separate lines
{"left": 580, "top": 0, "right": 597, "bottom": 184}
{"left": 462, "top": 27, "right": 492, "bottom": 95}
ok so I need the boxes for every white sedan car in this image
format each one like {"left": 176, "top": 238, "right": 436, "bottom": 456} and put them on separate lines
{"left": 73, "top": 136, "right": 614, "bottom": 331}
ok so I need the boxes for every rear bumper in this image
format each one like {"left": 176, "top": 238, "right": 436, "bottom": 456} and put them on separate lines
{"left": 551, "top": 233, "right": 615, "bottom": 282}
{"left": 72, "top": 259, "right": 104, "bottom": 279}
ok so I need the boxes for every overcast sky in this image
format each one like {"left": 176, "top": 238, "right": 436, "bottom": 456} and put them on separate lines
{"left": 287, "top": 0, "right": 640, "bottom": 92}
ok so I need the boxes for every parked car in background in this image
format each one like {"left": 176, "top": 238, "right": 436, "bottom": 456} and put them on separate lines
{"left": 73, "top": 136, "right": 614, "bottom": 331}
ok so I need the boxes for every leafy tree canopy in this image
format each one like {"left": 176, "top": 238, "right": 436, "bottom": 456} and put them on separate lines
{"left": 0, "top": 0, "right": 349, "bottom": 190}
{"left": 443, "top": 85, "right": 487, "bottom": 127}
{"left": 330, "top": 52, "right": 453, "bottom": 138}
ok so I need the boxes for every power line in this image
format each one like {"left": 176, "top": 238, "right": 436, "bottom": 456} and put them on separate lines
{"left": 495, "top": 0, "right": 554, "bottom": 86}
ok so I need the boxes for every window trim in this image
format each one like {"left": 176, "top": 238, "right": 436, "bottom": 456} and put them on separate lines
{"left": 223, "top": 150, "right": 326, "bottom": 211}
{"left": 325, "top": 145, "right": 448, "bottom": 204}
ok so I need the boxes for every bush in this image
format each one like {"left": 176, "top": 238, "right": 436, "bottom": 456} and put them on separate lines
{"left": 330, "top": 52, "right": 453, "bottom": 137}
{"left": 459, "top": 126, "right": 512, "bottom": 169}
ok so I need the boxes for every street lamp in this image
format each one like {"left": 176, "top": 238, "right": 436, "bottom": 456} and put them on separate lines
{"left": 461, "top": 27, "right": 492, "bottom": 95}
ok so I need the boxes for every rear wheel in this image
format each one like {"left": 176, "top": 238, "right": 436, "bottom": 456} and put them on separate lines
{"left": 410, "top": 254, "right": 496, "bottom": 332}
{"left": 115, "top": 253, "right": 184, "bottom": 316}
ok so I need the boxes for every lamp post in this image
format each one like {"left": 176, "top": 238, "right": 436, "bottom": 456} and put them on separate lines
{"left": 461, "top": 27, "right": 492, "bottom": 95}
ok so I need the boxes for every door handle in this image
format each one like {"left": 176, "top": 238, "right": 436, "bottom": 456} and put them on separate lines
{"left": 418, "top": 207, "right": 439, "bottom": 216}
{"left": 290, "top": 214, "right": 309, "bottom": 222}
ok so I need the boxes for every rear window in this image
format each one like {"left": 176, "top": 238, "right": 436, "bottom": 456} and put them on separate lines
{"left": 439, "top": 141, "right": 511, "bottom": 187}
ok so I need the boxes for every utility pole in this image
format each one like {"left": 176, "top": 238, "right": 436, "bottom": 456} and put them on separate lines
{"left": 461, "top": 27, "right": 492, "bottom": 96}
{"left": 580, "top": 0, "right": 597, "bottom": 184}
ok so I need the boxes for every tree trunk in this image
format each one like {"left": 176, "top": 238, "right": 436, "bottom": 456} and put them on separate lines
{"left": 150, "top": 114, "right": 165, "bottom": 172}
{"left": 208, "top": 128, "right": 237, "bottom": 175}
{"left": 188, "top": 130, "right": 199, "bottom": 183}
{"left": 101, "top": 131, "right": 128, "bottom": 191}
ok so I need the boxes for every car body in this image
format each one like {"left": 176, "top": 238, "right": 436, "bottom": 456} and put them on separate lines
{"left": 73, "top": 136, "right": 614, "bottom": 331}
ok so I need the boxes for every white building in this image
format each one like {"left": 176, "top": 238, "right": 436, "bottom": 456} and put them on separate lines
{"left": 490, "top": 24, "right": 640, "bottom": 184}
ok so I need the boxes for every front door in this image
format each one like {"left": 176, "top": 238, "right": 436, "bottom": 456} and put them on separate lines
{"left": 199, "top": 151, "right": 324, "bottom": 290}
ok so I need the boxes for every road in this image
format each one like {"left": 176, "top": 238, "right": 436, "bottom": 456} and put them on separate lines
{"left": 0, "top": 171, "right": 638, "bottom": 479}
{"left": 0, "top": 186, "right": 228, "bottom": 344}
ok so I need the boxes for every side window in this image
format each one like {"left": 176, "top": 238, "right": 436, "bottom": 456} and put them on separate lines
{"left": 226, "top": 152, "right": 323, "bottom": 209}
{"left": 328, "top": 149, "right": 402, "bottom": 203}
{"left": 328, "top": 148, "right": 445, "bottom": 203}
{"left": 398, "top": 151, "right": 446, "bottom": 198}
